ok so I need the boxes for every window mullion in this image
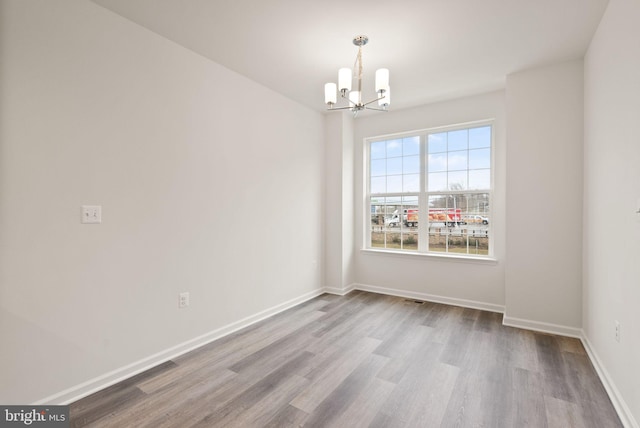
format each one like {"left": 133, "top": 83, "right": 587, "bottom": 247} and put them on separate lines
{"left": 418, "top": 134, "right": 428, "bottom": 252}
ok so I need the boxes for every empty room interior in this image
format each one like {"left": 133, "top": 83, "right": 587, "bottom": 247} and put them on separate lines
{"left": 1, "top": 0, "right": 639, "bottom": 426}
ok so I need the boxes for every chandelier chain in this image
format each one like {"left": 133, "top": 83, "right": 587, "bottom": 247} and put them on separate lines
{"left": 356, "top": 46, "right": 363, "bottom": 104}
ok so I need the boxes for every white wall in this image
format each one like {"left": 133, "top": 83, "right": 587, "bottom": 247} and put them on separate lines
{"left": 353, "top": 91, "right": 506, "bottom": 309}
{"left": 324, "top": 112, "right": 355, "bottom": 292}
{"left": 504, "top": 60, "right": 584, "bottom": 331}
{"left": 584, "top": 0, "right": 640, "bottom": 425}
{"left": 0, "top": 0, "right": 324, "bottom": 404}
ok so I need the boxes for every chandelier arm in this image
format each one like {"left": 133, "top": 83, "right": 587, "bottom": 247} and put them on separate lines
{"left": 340, "top": 91, "right": 358, "bottom": 107}
{"left": 361, "top": 96, "right": 386, "bottom": 107}
{"left": 327, "top": 105, "right": 356, "bottom": 111}
{"left": 340, "top": 92, "right": 359, "bottom": 107}
{"left": 364, "top": 106, "right": 389, "bottom": 112}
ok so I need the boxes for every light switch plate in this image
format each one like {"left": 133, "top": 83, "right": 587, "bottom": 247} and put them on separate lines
{"left": 82, "top": 205, "right": 102, "bottom": 224}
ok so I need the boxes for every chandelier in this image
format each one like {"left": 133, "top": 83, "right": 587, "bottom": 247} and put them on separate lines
{"left": 324, "top": 35, "right": 390, "bottom": 115}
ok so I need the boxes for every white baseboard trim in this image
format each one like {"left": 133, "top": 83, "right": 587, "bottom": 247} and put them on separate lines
{"left": 351, "top": 283, "right": 505, "bottom": 313}
{"left": 342, "top": 286, "right": 636, "bottom": 426}
{"left": 35, "top": 287, "right": 326, "bottom": 406}
{"left": 323, "top": 284, "right": 356, "bottom": 296}
{"left": 35, "top": 286, "right": 636, "bottom": 428}
{"left": 502, "top": 315, "right": 582, "bottom": 338}
{"left": 581, "top": 333, "right": 638, "bottom": 428}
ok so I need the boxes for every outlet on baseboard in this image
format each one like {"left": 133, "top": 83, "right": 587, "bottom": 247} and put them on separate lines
{"left": 614, "top": 320, "right": 620, "bottom": 342}
{"left": 179, "top": 292, "right": 190, "bottom": 309}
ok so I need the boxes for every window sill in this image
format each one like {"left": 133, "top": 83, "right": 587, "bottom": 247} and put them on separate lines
{"left": 360, "top": 248, "right": 498, "bottom": 265}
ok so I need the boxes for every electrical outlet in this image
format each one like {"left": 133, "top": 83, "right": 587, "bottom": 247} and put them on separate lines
{"left": 179, "top": 292, "right": 190, "bottom": 308}
{"left": 82, "top": 205, "right": 102, "bottom": 224}
{"left": 615, "top": 320, "right": 620, "bottom": 342}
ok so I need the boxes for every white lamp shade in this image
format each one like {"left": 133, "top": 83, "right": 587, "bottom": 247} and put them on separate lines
{"left": 339, "top": 68, "right": 352, "bottom": 92}
{"left": 375, "top": 68, "right": 390, "bottom": 92}
{"left": 349, "top": 90, "right": 360, "bottom": 106}
{"left": 378, "top": 86, "right": 390, "bottom": 106}
{"left": 324, "top": 82, "right": 337, "bottom": 104}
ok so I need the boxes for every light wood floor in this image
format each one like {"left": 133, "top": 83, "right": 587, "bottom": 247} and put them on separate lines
{"left": 70, "top": 291, "right": 622, "bottom": 427}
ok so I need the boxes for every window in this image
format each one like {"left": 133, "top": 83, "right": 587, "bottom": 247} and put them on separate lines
{"left": 367, "top": 122, "right": 492, "bottom": 256}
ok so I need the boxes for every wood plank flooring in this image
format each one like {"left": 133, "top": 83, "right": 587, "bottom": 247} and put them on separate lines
{"left": 69, "top": 291, "right": 623, "bottom": 427}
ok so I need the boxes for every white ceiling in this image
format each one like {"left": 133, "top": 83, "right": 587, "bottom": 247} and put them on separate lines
{"left": 91, "top": 0, "right": 608, "bottom": 113}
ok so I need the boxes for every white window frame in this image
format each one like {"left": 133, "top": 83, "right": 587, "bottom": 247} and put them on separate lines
{"left": 364, "top": 120, "right": 494, "bottom": 259}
